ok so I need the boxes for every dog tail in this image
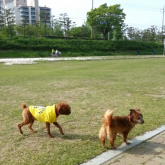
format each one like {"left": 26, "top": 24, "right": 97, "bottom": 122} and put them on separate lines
{"left": 99, "top": 109, "right": 113, "bottom": 143}
{"left": 104, "top": 109, "right": 113, "bottom": 126}
{"left": 104, "top": 110, "right": 113, "bottom": 140}
{"left": 21, "top": 103, "right": 27, "bottom": 109}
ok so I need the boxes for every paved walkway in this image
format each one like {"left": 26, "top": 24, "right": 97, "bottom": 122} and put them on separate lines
{"left": 0, "top": 55, "right": 165, "bottom": 65}
{"left": 81, "top": 126, "right": 165, "bottom": 165}
{"left": 102, "top": 131, "right": 165, "bottom": 165}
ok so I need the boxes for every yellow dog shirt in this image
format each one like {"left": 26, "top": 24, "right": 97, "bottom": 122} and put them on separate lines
{"left": 29, "top": 105, "right": 57, "bottom": 123}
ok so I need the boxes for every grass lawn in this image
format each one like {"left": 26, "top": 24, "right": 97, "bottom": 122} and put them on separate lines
{"left": 0, "top": 58, "right": 165, "bottom": 165}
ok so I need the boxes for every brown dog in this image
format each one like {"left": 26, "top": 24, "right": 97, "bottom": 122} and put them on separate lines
{"left": 18, "top": 102, "right": 71, "bottom": 138}
{"left": 99, "top": 109, "right": 144, "bottom": 149}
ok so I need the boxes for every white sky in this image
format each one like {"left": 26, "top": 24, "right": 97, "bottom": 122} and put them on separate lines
{"left": 31, "top": 0, "right": 165, "bottom": 30}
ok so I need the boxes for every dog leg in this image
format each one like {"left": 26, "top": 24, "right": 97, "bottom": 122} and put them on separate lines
{"left": 46, "top": 122, "right": 54, "bottom": 138}
{"left": 123, "top": 131, "right": 130, "bottom": 145}
{"left": 28, "top": 121, "right": 36, "bottom": 133}
{"left": 109, "top": 133, "right": 116, "bottom": 149}
{"left": 18, "top": 121, "right": 30, "bottom": 134}
{"left": 53, "top": 122, "right": 64, "bottom": 135}
{"left": 110, "top": 139, "right": 116, "bottom": 149}
{"left": 101, "top": 140, "right": 105, "bottom": 147}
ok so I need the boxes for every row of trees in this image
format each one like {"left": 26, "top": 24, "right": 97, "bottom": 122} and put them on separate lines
{"left": 0, "top": 3, "right": 164, "bottom": 43}
{"left": 86, "top": 3, "right": 165, "bottom": 43}
{"left": 126, "top": 26, "right": 164, "bottom": 43}
{"left": 0, "top": 8, "right": 91, "bottom": 40}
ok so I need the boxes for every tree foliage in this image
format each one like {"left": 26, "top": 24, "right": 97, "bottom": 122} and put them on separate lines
{"left": 87, "top": 3, "right": 126, "bottom": 40}
{"left": 21, "top": 17, "right": 28, "bottom": 38}
{"left": 40, "top": 10, "right": 50, "bottom": 38}
{"left": 53, "top": 20, "right": 63, "bottom": 37}
{"left": 70, "top": 22, "right": 91, "bottom": 38}
{"left": 0, "top": 8, "right": 15, "bottom": 40}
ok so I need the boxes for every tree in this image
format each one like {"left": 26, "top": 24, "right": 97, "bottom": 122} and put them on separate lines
{"left": 69, "top": 22, "right": 91, "bottom": 38}
{"left": 150, "top": 25, "right": 157, "bottom": 42}
{"left": 157, "top": 29, "right": 164, "bottom": 43}
{"left": 50, "top": 16, "right": 55, "bottom": 37}
{"left": 34, "top": 21, "right": 41, "bottom": 37}
{"left": 0, "top": 8, "right": 15, "bottom": 40}
{"left": 114, "top": 23, "right": 127, "bottom": 41}
{"left": 127, "top": 27, "right": 135, "bottom": 40}
{"left": 59, "top": 13, "right": 68, "bottom": 40}
{"left": 26, "top": 24, "right": 36, "bottom": 37}
{"left": 134, "top": 29, "right": 142, "bottom": 41}
{"left": 53, "top": 20, "right": 63, "bottom": 37}
{"left": 81, "top": 22, "right": 91, "bottom": 38}
{"left": 71, "top": 22, "right": 77, "bottom": 37}
{"left": 141, "top": 28, "right": 151, "bottom": 42}
{"left": 71, "top": 26, "right": 82, "bottom": 37}
{"left": 15, "top": 25, "right": 23, "bottom": 35}
{"left": 87, "top": 3, "right": 126, "bottom": 40}
{"left": 40, "top": 10, "right": 50, "bottom": 38}
{"left": 21, "top": 17, "right": 28, "bottom": 38}
{"left": 65, "top": 17, "right": 72, "bottom": 39}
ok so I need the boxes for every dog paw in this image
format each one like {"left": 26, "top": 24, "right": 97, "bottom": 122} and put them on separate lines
{"left": 49, "top": 135, "right": 54, "bottom": 138}
{"left": 126, "top": 142, "right": 131, "bottom": 145}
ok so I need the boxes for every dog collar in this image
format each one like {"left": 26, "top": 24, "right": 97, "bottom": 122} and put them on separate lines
{"left": 124, "top": 115, "right": 131, "bottom": 120}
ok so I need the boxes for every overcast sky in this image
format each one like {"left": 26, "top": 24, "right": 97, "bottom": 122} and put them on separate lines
{"left": 33, "top": 0, "right": 165, "bottom": 31}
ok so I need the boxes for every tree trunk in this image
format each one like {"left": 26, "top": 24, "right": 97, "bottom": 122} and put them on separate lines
{"left": 8, "top": 25, "right": 12, "bottom": 40}
{"left": 45, "top": 22, "right": 46, "bottom": 38}
{"left": 103, "top": 30, "right": 108, "bottom": 40}
{"left": 24, "top": 25, "right": 25, "bottom": 38}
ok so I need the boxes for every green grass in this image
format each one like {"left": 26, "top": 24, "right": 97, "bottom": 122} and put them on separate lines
{"left": 0, "top": 58, "right": 165, "bottom": 164}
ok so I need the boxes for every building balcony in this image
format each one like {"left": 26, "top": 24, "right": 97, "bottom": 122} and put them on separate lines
{"left": 31, "top": 17, "right": 36, "bottom": 20}
{"left": 31, "top": 9, "right": 35, "bottom": 12}
{"left": 21, "top": 16, "right": 29, "bottom": 19}
{"left": 20, "top": 13, "right": 29, "bottom": 16}
{"left": 20, "top": 7, "right": 28, "bottom": 10}
{"left": 20, "top": 10, "right": 29, "bottom": 13}
{"left": 31, "top": 12, "right": 35, "bottom": 15}
{"left": 20, "top": 8, "right": 29, "bottom": 12}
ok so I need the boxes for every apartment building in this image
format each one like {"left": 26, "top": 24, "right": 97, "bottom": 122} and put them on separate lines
{"left": 4, "top": 0, "right": 27, "bottom": 7}
{"left": 0, "top": 1, "right": 2, "bottom": 15}
{"left": 0, "top": 0, "right": 2, "bottom": 22}
{"left": 0, "top": 0, "right": 51, "bottom": 25}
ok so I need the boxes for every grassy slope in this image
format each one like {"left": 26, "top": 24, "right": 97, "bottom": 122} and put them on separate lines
{"left": 0, "top": 59, "right": 165, "bottom": 164}
{"left": 0, "top": 39, "right": 163, "bottom": 57}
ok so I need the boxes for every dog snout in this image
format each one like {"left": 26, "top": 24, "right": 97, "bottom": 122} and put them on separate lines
{"left": 66, "top": 110, "right": 71, "bottom": 115}
{"left": 140, "top": 120, "right": 144, "bottom": 124}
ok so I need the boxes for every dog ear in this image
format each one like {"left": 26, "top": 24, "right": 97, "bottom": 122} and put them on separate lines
{"left": 59, "top": 107, "right": 64, "bottom": 114}
{"left": 136, "top": 109, "right": 141, "bottom": 112}
{"left": 129, "top": 109, "right": 136, "bottom": 116}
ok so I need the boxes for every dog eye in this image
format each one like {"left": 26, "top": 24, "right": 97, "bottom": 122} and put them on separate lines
{"left": 137, "top": 117, "right": 141, "bottom": 120}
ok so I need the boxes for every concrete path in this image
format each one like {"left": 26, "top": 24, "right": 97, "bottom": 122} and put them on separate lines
{"left": 102, "top": 131, "right": 165, "bottom": 165}
{"left": 0, "top": 55, "right": 165, "bottom": 65}
{"left": 81, "top": 126, "right": 165, "bottom": 165}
